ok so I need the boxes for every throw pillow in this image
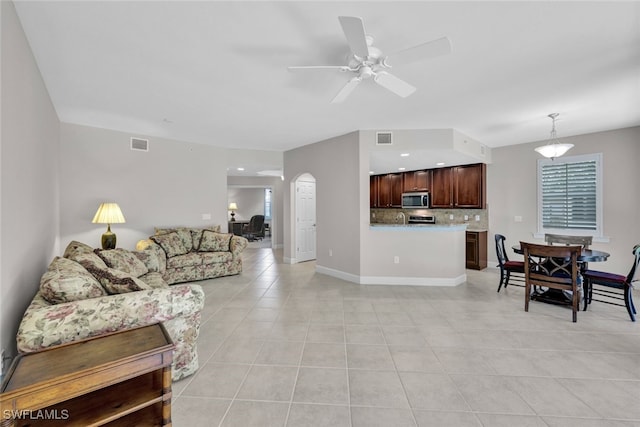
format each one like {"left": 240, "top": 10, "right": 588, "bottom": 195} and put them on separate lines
{"left": 198, "top": 230, "right": 232, "bottom": 252}
{"left": 151, "top": 232, "right": 189, "bottom": 258}
{"left": 95, "top": 249, "right": 149, "bottom": 277}
{"left": 62, "top": 240, "right": 94, "bottom": 260}
{"left": 190, "top": 226, "right": 222, "bottom": 250}
{"left": 155, "top": 227, "right": 193, "bottom": 252}
{"left": 40, "top": 257, "right": 107, "bottom": 304}
{"left": 68, "top": 251, "right": 109, "bottom": 271}
{"left": 133, "top": 250, "right": 161, "bottom": 273}
{"left": 84, "top": 265, "right": 151, "bottom": 294}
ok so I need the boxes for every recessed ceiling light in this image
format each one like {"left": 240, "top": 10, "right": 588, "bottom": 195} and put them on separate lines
{"left": 237, "top": 167, "right": 245, "bottom": 171}
{"left": 436, "top": 162, "right": 445, "bottom": 166}
{"left": 398, "top": 167, "right": 406, "bottom": 171}
{"left": 400, "top": 153, "right": 410, "bottom": 157}
{"left": 369, "top": 171, "right": 375, "bottom": 175}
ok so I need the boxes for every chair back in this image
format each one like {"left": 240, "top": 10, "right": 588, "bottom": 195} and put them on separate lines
{"left": 247, "top": 215, "right": 265, "bottom": 233}
{"left": 544, "top": 233, "right": 592, "bottom": 249}
{"left": 627, "top": 244, "right": 640, "bottom": 284}
{"left": 521, "top": 242, "right": 581, "bottom": 291}
{"left": 495, "top": 234, "right": 510, "bottom": 266}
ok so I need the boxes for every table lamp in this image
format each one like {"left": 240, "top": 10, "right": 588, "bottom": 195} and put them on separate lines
{"left": 92, "top": 202, "right": 126, "bottom": 249}
{"left": 228, "top": 202, "right": 238, "bottom": 221}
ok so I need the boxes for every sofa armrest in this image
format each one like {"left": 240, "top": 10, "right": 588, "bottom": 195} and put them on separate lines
{"left": 17, "top": 284, "right": 204, "bottom": 353}
{"left": 230, "top": 235, "right": 248, "bottom": 257}
{"left": 136, "top": 239, "right": 167, "bottom": 273}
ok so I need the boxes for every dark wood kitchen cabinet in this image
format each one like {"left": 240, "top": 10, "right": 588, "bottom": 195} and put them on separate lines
{"left": 403, "top": 170, "right": 431, "bottom": 192}
{"left": 431, "top": 167, "right": 453, "bottom": 207}
{"left": 378, "top": 173, "right": 403, "bottom": 207}
{"left": 466, "top": 230, "right": 487, "bottom": 270}
{"left": 454, "top": 163, "right": 486, "bottom": 208}
{"left": 370, "top": 175, "right": 380, "bottom": 208}
{"left": 431, "top": 163, "right": 486, "bottom": 209}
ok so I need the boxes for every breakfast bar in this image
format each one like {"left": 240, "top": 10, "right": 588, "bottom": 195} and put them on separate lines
{"left": 360, "top": 223, "right": 468, "bottom": 286}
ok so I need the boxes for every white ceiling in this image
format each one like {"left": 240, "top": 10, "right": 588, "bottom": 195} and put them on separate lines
{"left": 13, "top": 1, "right": 640, "bottom": 175}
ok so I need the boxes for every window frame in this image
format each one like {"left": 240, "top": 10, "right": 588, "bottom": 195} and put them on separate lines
{"left": 264, "top": 188, "right": 272, "bottom": 221}
{"left": 536, "top": 152, "right": 603, "bottom": 238}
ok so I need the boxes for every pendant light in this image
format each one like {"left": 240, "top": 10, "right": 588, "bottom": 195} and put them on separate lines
{"left": 534, "top": 113, "right": 573, "bottom": 160}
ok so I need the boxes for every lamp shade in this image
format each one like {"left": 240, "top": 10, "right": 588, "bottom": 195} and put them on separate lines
{"left": 92, "top": 203, "right": 126, "bottom": 224}
{"left": 228, "top": 202, "right": 238, "bottom": 211}
{"left": 534, "top": 143, "right": 574, "bottom": 159}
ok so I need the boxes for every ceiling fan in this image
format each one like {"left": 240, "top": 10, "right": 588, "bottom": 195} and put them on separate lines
{"left": 288, "top": 16, "right": 452, "bottom": 103}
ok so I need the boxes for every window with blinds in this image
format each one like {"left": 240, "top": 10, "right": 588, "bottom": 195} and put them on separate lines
{"left": 537, "top": 153, "right": 602, "bottom": 236}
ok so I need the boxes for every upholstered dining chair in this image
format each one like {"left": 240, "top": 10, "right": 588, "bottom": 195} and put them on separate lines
{"left": 522, "top": 242, "right": 582, "bottom": 322}
{"left": 582, "top": 244, "right": 639, "bottom": 321}
{"left": 495, "top": 234, "right": 525, "bottom": 292}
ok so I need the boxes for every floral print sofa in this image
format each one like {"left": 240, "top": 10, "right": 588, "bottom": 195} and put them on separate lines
{"left": 135, "top": 226, "right": 248, "bottom": 285}
{"left": 16, "top": 241, "right": 205, "bottom": 381}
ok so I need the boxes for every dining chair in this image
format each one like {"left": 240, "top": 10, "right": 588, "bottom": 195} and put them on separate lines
{"left": 521, "top": 242, "right": 582, "bottom": 322}
{"left": 582, "top": 244, "right": 639, "bottom": 321}
{"left": 545, "top": 233, "right": 593, "bottom": 272}
{"left": 495, "top": 234, "right": 525, "bottom": 292}
{"left": 544, "top": 233, "right": 592, "bottom": 249}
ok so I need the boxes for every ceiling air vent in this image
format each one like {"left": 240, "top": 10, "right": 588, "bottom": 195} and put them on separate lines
{"left": 130, "top": 137, "right": 149, "bottom": 152}
{"left": 376, "top": 131, "right": 393, "bottom": 145}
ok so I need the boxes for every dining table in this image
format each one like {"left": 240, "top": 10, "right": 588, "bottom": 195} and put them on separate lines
{"left": 511, "top": 243, "right": 610, "bottom": 305}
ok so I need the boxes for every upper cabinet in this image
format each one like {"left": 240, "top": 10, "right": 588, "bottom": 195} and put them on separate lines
{"left": 379, "top": 173, "right": 403, "bottom": 208}
{"left": 430, "top": 167, "right": 453, "bottom": 208}
{"left": 453, "top": 163, "right": 486, "bottom": 208}
{"left": 432, "top": 163, "right": 486, "bottom": 209}
{"left": 403, "top": 170, "right": 431, "bottom": 193}
{"left": 371, "top": 163, "right": 486, "bottom": 209}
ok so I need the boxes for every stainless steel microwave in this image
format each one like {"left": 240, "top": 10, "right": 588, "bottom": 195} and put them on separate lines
{"left": 401, "top": 192, "right": 430, "bottom": 209}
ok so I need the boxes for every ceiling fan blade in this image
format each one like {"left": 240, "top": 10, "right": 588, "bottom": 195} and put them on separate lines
{"left": 385, "top": 36, "right": 452, "bottom": 66}
{"left": 338, "top": 16, "right": 370, "bottom": 58}
{"left": 331, "top": 77, "right": 362, "bottom": 103}
{"left": 288, "top": 65, "right": 351, "bottom": 71}
{"left": 374, "top": 72, "right": 416, "bottom": 98}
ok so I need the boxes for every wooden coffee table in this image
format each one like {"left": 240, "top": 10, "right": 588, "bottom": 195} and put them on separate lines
{"left": 0, "top": 323, "right": 174, "bottom": 426}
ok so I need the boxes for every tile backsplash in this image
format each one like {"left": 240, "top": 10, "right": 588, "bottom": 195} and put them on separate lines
{"left": 370, "top": 208, "right": 488, "bottom": 231}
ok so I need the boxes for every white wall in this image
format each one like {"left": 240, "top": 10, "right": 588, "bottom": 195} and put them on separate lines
{"left": 283, "top": 132, "right": 361, "bottom": 273}
{"left": 1, "top": 0, "right": 60, "bottom": 361}
{"left": 488, "top": 126, "right": 640, "bottom": 274}
{"left": 59, "top": 123, "right": 229, "bottom": 249}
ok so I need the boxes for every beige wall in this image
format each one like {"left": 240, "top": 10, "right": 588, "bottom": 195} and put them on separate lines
{"left": 283, "top": 132, "right": 361, "bottom": 274}
{"left": 488, "top": 126, "right": 640, "bottom": 273}
{"left": 1, "top": 1, "right": 60, "bottom": 361}
{"left": 59, "top": 123, "right": 230, "bottom": 250}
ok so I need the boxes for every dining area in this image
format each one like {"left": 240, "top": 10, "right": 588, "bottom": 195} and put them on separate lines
{"left": 496, "top": 233, "right": 639, "bottom": 323}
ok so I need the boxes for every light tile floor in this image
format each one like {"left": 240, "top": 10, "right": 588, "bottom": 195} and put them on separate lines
{"left": 172, "top": 248, "right": 640, "bottom": 427}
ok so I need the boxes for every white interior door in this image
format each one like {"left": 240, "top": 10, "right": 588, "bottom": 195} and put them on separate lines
{"left": 295, "top": 178, "right": 316, "bottom": 262}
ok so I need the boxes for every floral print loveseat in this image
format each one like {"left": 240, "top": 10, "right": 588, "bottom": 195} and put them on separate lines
{"left": 16, "top": 240, "right": 205, "bottom": 381}
{"left": 135, "top": 226, "right": 248, "bottom": 285}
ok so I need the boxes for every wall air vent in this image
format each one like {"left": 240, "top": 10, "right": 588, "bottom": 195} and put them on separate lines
{"left": 130, "top": 137, "right": 149, "bottom": 152}
{"left": 376, "top": 131, "right": 393, "bottom": 145}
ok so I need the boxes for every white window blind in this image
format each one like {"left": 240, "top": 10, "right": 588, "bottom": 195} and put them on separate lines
{"left": 537, "top": 153, "right": 602, "bottom": 236}
{"left": 264, "top": 188, "right": 272, "bottom": 220}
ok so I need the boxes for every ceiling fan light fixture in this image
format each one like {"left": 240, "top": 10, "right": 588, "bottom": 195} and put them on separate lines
{"left": 534, "top": 113, "right": 573, "bottom": 160}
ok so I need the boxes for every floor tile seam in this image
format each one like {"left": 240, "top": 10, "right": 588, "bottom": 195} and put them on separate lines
{"left": 282, "top": 317, "right": 312, "bottom": 427}
{"left": 217, "top": 335, "right": 270, "bottom": 426}
{"left": 375, "top": 309, "right": 420, "bottom": 427}
{"left": 339, "top": 324, "right": 353, "bottom": 426}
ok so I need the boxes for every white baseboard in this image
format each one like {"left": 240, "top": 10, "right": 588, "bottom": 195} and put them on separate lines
{"left": 316, "top": 265, "right": 466, "bottom": 286}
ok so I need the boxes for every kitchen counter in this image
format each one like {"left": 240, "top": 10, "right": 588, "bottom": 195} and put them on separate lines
{"left": 370, "top": 223, "right": 467, "bottom": 231}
